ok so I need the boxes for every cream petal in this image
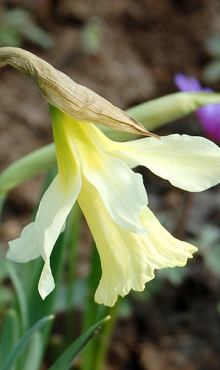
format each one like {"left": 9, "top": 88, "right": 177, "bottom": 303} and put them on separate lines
{"left": 7, "top": 222, "right": 40, "bottom": 262}
{"left": 140, "top": 207, "right": 197, "bottom": 265}
{"left": 35, "top": 173, "right": 81, "bottom": 298}
{"left": 82, "top": 153, "right": 148, "bottom": 234}
{"left": 78, "top": 176, "right": 197, "bottom": 307}
{"left": 112, "top": 134, "right": 220, "bottom": 192}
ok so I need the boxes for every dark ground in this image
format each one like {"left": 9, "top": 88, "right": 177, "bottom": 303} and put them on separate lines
{"left": 1, "top": 0, "right": 220, "bottom": 369}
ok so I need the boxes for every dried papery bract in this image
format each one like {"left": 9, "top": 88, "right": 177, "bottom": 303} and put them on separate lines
{"left": 0, "top": 47, "right": 158, "bottom": 137}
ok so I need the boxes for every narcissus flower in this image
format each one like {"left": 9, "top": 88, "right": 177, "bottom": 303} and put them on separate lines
{"left": 175, "top": 73, "right": 220, "bottom": 143}
{"left": 2, "top": 47, "right": 220, "bottom": 306}
{"left": 7, "top": 106, "right": 220, "bottom": 306}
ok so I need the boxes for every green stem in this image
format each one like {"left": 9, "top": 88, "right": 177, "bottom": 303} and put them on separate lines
{"left": 81, "top": 245, "right": 103, "bottom": 370}
{"left": 81, "top": 245, "right": 121, "bottom": 370}
{"left": 65, "top": 202, "right": 82, "bottom": 343}
{"left": 0, "top": 144, "right": 56, "bottom": 198}
{"left": 94, "top": 299, "right": 121, "bottom": 370}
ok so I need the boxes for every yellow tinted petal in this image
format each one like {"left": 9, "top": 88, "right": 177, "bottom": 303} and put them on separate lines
{"left": 78, "top": 176, "right": 197, "bottom": 307}
{"left": 112, "top": 134, "right": 220, "bottom": 191}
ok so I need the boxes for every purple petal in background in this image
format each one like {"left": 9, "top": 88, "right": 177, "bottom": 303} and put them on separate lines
{"left": 175, "top": 73, "right": 220, "bottom": 143}
{"left": 175, "top": 73, "right": 202, "bottom": 92}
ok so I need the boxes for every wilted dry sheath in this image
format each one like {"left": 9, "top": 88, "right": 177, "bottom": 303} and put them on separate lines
{"left": 0, "top": 46, "right": 157, "bottom": 137}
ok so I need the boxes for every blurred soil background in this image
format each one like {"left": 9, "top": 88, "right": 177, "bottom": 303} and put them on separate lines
{"left": 1, "top": 0, "right": 220, "bottom": 369}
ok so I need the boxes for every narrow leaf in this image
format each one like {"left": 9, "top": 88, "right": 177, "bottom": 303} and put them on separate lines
{"left": 1, "top": 315, "right": 54, "bottom": 370}
{"left": 7, "top": 262, "right": 29, "bottom": 331}
{"left": 0, "top": 310, "right": 20, "bottom": 367}
{"left": 49, "top": 316, "right": 111, "bottom": 370}
{"left": 20, "top": 332, "right": 44, "bottom": 370}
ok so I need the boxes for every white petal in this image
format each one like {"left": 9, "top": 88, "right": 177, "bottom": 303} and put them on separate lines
{"left": 7, "top": 223, "right": 40, "bottom": 262}
{"left": 35, "top": 173, "right": 81, "bottom": 259}
{"left": 112, "top": 134, "right": 220, "bottom": 191}
{"left": 8, "top": 165, "right": 81, "bottom": 300}
{"left": 34, "top": 172, "right": 81, "bottom": 298}
{"left": 38, "top": 260, "right": 55, "bottom": 299}
{"left": 78, "top": 177, "right": 197, "bottom": 307}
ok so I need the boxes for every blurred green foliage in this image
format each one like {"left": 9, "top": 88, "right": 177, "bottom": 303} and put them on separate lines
{"left": 80, "top": 17, "right": 105, "bottom": 55}
{"left": 190, "top": 224, "right": 220, "bottom": 277}
{"left": 203, "top": 36, "right": 220, "bottom": 83}
{"left": 0, "top": 7, "right": 54, "bottom": 49}
{"left": 0, "top": 260, "right": 14, "bottom": 312}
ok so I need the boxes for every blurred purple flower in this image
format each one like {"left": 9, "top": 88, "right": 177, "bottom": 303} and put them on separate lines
{"left": 175, "top": 73, "right": 220, "bottom": 143}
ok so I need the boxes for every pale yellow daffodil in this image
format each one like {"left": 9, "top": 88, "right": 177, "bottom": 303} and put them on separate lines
{"left": 7, "top": 106, "right": 220, "bottom": 306}
{"left": 2, "top": 47, "right": 220, "bottom": 306}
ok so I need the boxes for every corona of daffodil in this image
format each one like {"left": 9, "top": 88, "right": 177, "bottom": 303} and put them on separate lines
{"left": 2, "top": 47, "right": 220, "bottom": 306}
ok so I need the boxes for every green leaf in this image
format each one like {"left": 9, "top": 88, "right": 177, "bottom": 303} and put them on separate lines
{"left": 7, "top": 262, "right": 29, "bottom": 331}
{"left": 1, "top": 315, "right": 54, "bottom": 370}
{"left": 48, "top": 316, "right": 111, "bottom": 370}
{"left": 20, "top": 332, "right": 44, "bottom": 370}
{"left": 0, "top": 259, "right": 10, "bottom": 282}
{"left": 0, "top": 309, "right": 20, "bottom": 368}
